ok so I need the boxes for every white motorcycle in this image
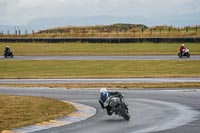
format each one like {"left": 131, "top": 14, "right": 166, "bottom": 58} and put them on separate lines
{"left": 178, "top": 48, "right": 190, "bottom": 58}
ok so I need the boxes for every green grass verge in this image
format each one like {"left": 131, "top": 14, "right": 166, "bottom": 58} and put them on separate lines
{"left": 0, "top": 43, "right": 200, "bottom": 55}
{"left": 0, "top": 95, "right": 75, "bottom": 131}
{"left": 0, "top": 60, "right": 200, "bottom": 78}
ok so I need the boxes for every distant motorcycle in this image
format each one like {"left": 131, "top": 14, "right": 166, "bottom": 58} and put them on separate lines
{"left": 4, "top": 51, "right": 14, "bottom": 58}
{"left": 104, "top": 94, "right": 130, "bottom": 121}
{"left": 178, "top": 48, "right": 190, "bottom": 58}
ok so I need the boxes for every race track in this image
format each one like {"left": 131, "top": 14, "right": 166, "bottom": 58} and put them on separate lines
{"left": 1, "top": 55, "right": 200, "bottom": 60}
{"left": 1, "top": 78, "right": 200, "bottom": 84}
{"left": 0, "top": 87, "right": 200, "bottom": 133}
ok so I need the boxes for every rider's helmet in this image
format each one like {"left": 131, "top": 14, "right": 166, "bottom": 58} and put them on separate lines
{"left": 181, "top": 44, "right": 184, "bottom": 46}
{"left": 100, "top": 88, "right": 108, "bottom": 97}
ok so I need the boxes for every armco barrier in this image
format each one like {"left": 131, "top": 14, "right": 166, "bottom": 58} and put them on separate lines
{"left": 0, "top": 37, "right": 199, "bottom": 43}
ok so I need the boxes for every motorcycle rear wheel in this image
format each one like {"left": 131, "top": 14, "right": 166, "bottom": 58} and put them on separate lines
{"left": 178, "top": 52, "right": 182, "bottom": 58}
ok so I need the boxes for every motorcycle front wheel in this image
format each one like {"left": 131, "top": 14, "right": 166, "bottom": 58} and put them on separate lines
{"left": 187, "top": 53, "right": 190, "bottom": 58}
{"left": 117, "top": 105, "right": 130, "bottom": 121}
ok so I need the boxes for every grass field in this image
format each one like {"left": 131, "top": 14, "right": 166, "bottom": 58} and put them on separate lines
{"left": 0, "top": 95, "right": 75, "bottom": 131}
{"left": 0, "top": 43, "right": 200, "bottom": 55}
{"left": 0, "top": 60, "right": 199, "bottom": 78}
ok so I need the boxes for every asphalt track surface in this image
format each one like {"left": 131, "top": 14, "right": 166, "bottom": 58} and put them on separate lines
{"left": 1, "top": 78, "right": 200, "bottom": 84}
{"left": 1, "top": 55, "right": 200, "bottom": 60}
{"left": 0, "top": 87, "right": 200, "bottom": 133}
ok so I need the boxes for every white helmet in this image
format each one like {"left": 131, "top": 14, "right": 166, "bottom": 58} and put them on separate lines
{"left": 100, "top": 88, "right": 107, "bottom": 96}
{"left": 181, "top": 44, "right": 184, "bottom": 46}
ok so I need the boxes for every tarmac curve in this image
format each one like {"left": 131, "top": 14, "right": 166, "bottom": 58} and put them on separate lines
{"left": 0, "top": 87, "right": 200, "bottom": 133}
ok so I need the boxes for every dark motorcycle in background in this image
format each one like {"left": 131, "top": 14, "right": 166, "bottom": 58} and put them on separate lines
{"left": 178, "top": 48, "right": 190, "bottom": 58}
{"left": 104, "top": 94, "right": 130, "bottom": 121}
{"left": 4, "top": 51, "right": 14, "bottom": 58}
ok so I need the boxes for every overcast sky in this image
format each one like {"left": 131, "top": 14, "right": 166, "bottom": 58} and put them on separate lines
{"left": 0, "top": 0, "right": 200, "bottom": 26}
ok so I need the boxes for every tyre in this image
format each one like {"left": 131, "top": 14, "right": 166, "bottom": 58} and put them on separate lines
{"left": 178, "top": 52, "right": 182, "bottom": 58}
{"left": 11, "top": 53, "right": 14, "bottom": 58}
{"left": 117, "top": 105, "right": 130, "bottom": 121}
{"left": 4, "top": 53, "right": 7, "bottom": 58}
{"left": 187, "top": 53, "right": 190, "bottom": 58}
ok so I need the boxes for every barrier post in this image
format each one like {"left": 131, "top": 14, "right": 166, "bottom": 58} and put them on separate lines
{"left": 196, "top": 26, "right": 198, "bottom": 35}
{"left": 32, "top": 30, "right": 34, "bottom": 36}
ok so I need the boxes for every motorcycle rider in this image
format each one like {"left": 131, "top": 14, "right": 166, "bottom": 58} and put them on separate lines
{"left": 179, "top": 44, "right": 186, "bottom": 57}
{"left": 4, "top": 46, "right": 11, "bottom": 53}
{"left": 99, "top": 88, "right": 123, "bottom": 115}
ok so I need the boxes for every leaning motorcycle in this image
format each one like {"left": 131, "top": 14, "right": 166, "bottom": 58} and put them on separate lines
{"left": 178, "top": 48, "right": 190, "bottom": 58}
{"left": 104, "top": 94, "right": 130, "bottom": 121}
